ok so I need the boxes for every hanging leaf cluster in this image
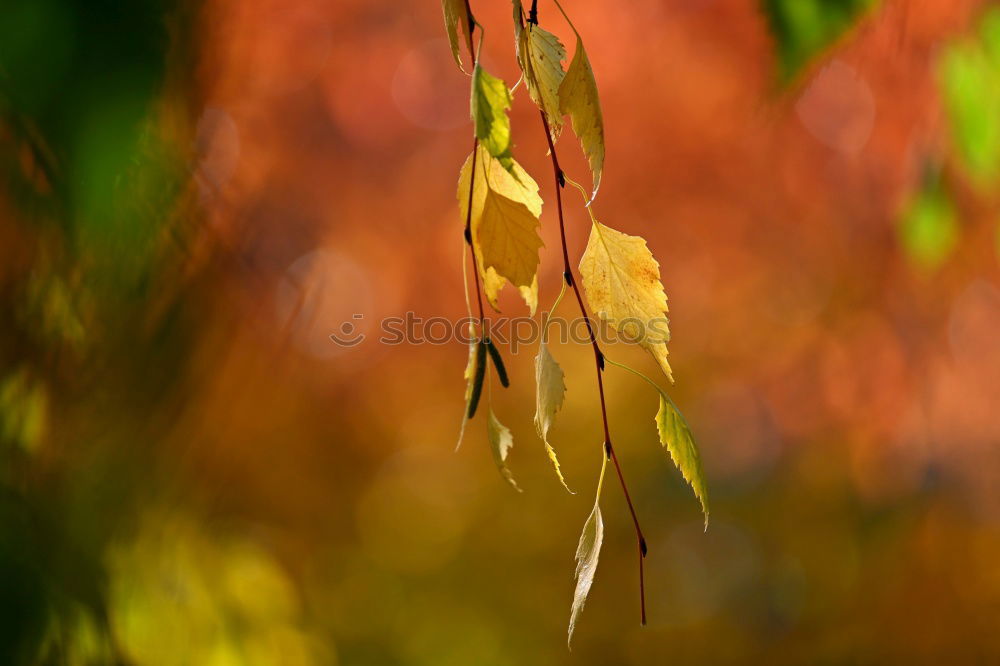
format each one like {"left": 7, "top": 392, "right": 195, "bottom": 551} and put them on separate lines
{"left": 442, "top": 0, "right": 709, "bottom": 645}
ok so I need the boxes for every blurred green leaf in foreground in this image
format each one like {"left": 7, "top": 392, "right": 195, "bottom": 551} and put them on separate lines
{"left": 761, "top": 0, "right": 878, "bottom": 83}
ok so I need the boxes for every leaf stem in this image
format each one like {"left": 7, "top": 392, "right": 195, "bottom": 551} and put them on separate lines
{"left": 538, "top": 108, "right": 647, "bottom": 625}
{"left": 541, "top": 280, "right": 568, "bottom": 342}
{"left": 604, "top": 356, "right": 690, "bottom": 424}
{"left": 604, "top": 356, "right": 666, "bottom": 397}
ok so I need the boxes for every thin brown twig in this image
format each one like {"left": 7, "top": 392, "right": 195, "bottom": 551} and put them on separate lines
{"left": 538, "top": 107, "right": 647, "bottom": 625}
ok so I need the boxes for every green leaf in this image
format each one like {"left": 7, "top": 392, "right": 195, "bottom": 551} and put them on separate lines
{"left": 0, "top": 369, "right": 47, "bottom": 454}
{"left": 471, "top": 65, "right": 514, "bottom": 168}
{"left": 516, "top": 22, "right": 566, "bottom": 139}
{"left": 760, "top": 0, "right": 877, "bottom": 83}
{"left": 898, "top": 178, "right": 959, "bottom": 272}
{"left": 567, "top": 500, "right": 603, "bottom": 647}
{"left": 559, "top": 36, "right": 604, "bottom": 201}
{"left": 655, "top": 393, "right": 709, "bottom": 529}
{"left": 441, "top": 0, "right": 473, "bottom": 73}
{"left": 938, "top": 8, "right": 1000, "bottom": 184}
{"left": 487, "top": 409, "right": 521, "bottom": 491}
{"left": 533, "top": 341, "right": 571, "bottom": 492}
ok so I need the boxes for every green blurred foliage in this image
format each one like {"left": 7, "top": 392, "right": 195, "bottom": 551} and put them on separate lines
{"left": 897, "top": 174, "right": 959, "bottom": 271}
{"left": 107, "top": 509, "right": 326, "bottom": 666}
{"left": 0, "top": 0, "right": 206, "bottom": 663}
{"left": 0, "top": 368, "right": 48, "bottom": 455}
{"left": 939, "top": 8, "right": 1000, "bottom": 185}
{"left": 761, "top": 0, "right": 878, "bottom": 82}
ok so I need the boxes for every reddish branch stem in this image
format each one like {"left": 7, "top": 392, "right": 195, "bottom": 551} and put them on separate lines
{"left": 538, "top": 110, "right": 648, "bottom": 625}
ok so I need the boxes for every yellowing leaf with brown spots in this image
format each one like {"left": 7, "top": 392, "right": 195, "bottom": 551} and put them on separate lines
{"left": 579, "top": 221, "right": 673, "bottom": 382}
{"left": 441, "top": 0, "right": 473, "bottom": 73}
{"left": 559, "top": 36, "right": 604, "bottom": 201}
{"left": 457, "top": 147, "right": 543, "bottom": 312}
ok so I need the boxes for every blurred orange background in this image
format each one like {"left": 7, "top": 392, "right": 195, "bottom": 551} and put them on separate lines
{"left": 2, "top": 0, "right": 1000, "bottom": 663}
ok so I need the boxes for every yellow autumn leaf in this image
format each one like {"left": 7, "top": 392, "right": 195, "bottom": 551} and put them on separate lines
{"left": 578, "top": 221, "right": 673, "bottom": 382}
{"left": 457, "top": 147, "right": 543, "bottom": 312}
{"left": 568, "top": 453, "right": 606, "bottom": 647}
{"left": 487, "top": 409, "right": 521, "bottom": 491}
{"left": 516, "top": 20, "right": 566, "bottom": 139}
{"left": 656, "top": 392, "right": 709, "bottom": 528}
{"left": 558, "top": 36, "right": 604, "bottom": 201}
{"left": 533, "top": 341, "right": 571, "bottom": 492}
{"left": 441, "top": 0, "right": 473, "bottom": 73}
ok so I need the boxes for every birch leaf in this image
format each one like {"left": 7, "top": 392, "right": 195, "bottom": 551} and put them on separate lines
{"left": 487, "top": 409, "right": 521, "bottom": 491}
{"left": 457, "top": 148, "right": 543, "bottom": 304}
{"left": 517, "top": 22, "right": 566, "bottom": 139}
{"left": 579, "top": 221, "right": 673, "bottom": 382}
{"left": 568, "top": 501, "right": 603, "bottom": 646}
{"left": 656, "top": 393, "right": 709, "bottom": 528}
{"left": 441, "top": 0, "right": 473, "bottom": 73}
{"left": 479, "top": 187, "right": 543, "bottom": 288}
{"left": 559, "top": 36, "right": 604, "bottom": 200}
{"left": 472, "top": 65, "right": 514, "bottom": 167}
{"left": 533, "top": 342, "right": 570, "bottom": 491}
